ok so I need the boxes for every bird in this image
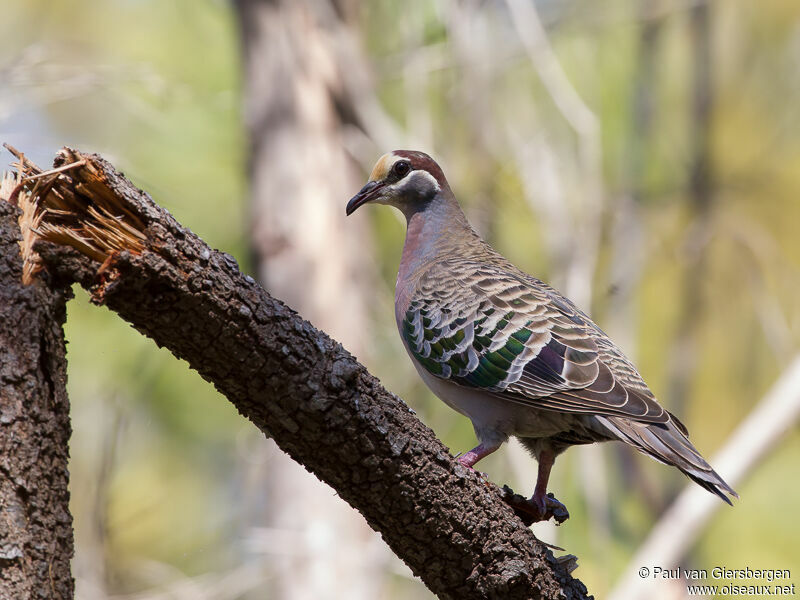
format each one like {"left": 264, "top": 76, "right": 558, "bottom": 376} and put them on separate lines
{"left": 345, "top": 150, "right": 737, "bottom": 523}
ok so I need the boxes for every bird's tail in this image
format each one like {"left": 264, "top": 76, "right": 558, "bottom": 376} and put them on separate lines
{"left": 598, "top": 414, "right": 738, "bottom": 504}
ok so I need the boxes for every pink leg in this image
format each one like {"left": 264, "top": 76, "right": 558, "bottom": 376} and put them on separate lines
{"left": 493, "top": 447, "right": 569, "bottom": 524}
{"left": 457, "top": 440, "right": 501, "bottom": 468}
{"left": 531, "top": 449, "right": 555, "bottom": 514}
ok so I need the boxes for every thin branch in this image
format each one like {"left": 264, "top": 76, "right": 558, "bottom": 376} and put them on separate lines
{"left": 503, "top": 0, "right": 603, "bottom": 313}
{"left": 504, "top": 0, "right": 598, "bottom": 139}
{"left": 609, "top": 354, "right": 800, "bottom": 600}
{"left": 504, "top": 0, "right": 608, "bottom": 545}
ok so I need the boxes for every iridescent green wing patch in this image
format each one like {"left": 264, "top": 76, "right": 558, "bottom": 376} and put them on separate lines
{"left": 402, "top": 300, "right": 475, "bottom": 379}
{"left": 403, "top": 296, "right": 554, "bottom": 391}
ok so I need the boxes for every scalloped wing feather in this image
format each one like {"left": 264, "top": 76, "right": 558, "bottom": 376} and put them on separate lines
{"left": 402, "top": 260, "right": 670, "bottom": 426}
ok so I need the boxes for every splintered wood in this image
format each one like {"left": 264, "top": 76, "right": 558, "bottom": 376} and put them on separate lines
{"left": 1, "top": 171, "right": 44, "bottom": 284}
{"left": 0, "top": 144, "right": 146, "bottom": 284}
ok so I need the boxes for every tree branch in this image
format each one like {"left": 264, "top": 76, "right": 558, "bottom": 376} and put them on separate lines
{"left": 609, "top": 353, "right": 800, "bottom": 599}
{"left": 1, "top": 146, "right": 592, "bottom": 600}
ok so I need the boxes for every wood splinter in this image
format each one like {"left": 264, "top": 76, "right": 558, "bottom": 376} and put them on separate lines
{"left": 2, "top": 145, "right": 147, "bottom": 284}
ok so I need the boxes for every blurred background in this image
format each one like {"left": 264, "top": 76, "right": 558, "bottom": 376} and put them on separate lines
{"left": 2, "top": 0, "right": 799, "bottom": 598}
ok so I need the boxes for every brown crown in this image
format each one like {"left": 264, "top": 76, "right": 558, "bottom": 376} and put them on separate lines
{"left": 392, "top": 150, "right": 449, "bottom": 189}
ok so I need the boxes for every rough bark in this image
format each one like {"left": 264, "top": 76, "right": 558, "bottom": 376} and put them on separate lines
{"left": 4, "top": 148, "right": 591, "bottom": 600}
{"left": 0, "top": 185, "right": 74, "bottom": 598}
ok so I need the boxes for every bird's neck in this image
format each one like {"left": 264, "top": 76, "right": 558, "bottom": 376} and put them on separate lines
{"left": 396, "top": 195, "right": 483, "bottom": 312}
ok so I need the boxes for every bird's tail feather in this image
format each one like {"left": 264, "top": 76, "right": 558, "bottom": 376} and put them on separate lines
{"left": 598, "top": 415, "right": 738, "bottom": 504}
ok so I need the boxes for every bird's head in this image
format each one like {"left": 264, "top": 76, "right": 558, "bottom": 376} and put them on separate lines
{"left": 346, "top": 150, "right": 451, "bottom": 218}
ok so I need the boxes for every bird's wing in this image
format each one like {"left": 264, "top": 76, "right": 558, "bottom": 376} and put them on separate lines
{"left": 402, "top": 260, "right": 677, "bottom": 427}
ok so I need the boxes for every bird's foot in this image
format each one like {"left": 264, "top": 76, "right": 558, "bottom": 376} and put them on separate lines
{"left": 499, "top": 486, "right": 569, "bottom": 526}
{"left": 538, "top": 493, "right": 570, "bottom": 524}
{"left": 454, "top": 454, "right": 489, "bottom": 480}
{"left": 455, "top": 452, "right": 489, "bottom": 480}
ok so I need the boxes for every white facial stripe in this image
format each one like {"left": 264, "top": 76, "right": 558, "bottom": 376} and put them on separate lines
{"left": 408, "top": 169, "right": 441, "bottom": 191}
{"left": 384, "top": 169, "right": 441, "bottom": 195}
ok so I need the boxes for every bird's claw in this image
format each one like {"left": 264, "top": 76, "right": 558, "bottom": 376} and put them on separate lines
{"left": 541, "top": 493, "right": 569, "bottom": 524}
{"left": 499, "top": 486, "right": 570, "bottom": 526}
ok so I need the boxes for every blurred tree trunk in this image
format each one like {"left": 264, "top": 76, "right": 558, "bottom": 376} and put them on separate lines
{"left": 0, "top": 188, "right": 73, "bottom": 598}
{"left": 234, "top": 1, "right": 386, "bottom": 598}
{"left": 666, "top": 1, "right": 714, "bottom": 420}
{"left": 608, "top": 0, "right": 665, "bottom": 514}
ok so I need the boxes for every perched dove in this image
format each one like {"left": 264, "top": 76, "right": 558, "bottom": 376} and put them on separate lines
{"left": 346, "top": 150, "right": 736, "bottom": 522}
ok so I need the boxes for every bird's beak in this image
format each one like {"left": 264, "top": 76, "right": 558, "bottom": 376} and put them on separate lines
{"left": 346, "top": 180, "right": 385, "bottom": 215}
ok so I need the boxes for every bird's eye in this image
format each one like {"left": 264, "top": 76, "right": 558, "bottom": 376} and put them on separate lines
{"left": 393, "top": 160, "right": 411, "bottom": 178}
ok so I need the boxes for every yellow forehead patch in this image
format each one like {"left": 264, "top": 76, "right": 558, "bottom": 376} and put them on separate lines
{"left": 368, "top": 153, "right": 400, "bottom": 182}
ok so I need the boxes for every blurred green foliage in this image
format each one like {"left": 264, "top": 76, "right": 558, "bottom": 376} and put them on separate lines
{"left": 2, "top": 0, "right": 799, "bottom": 598}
